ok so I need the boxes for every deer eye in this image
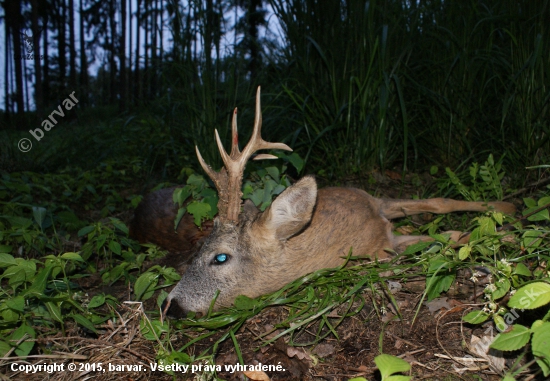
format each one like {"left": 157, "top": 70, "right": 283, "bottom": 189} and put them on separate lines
{"left": 212, "top": 253, "right": 230, "bottom": 265}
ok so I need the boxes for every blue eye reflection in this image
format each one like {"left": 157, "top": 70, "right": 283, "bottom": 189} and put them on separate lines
{"left": 213, "top": 253, "right": 229, "bottom": 264}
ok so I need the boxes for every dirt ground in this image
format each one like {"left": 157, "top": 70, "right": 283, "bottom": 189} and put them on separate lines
{"left": 11, "top": 269, "right": 521, "bottom": 381}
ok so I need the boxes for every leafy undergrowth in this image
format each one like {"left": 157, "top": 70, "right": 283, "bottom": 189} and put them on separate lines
{"left": 0, "top": 155, "right": 549, "bottom": 381}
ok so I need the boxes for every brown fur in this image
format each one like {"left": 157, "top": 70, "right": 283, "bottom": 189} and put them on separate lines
{"left": 129, "top": 187, "right": 213, "bottom": 258}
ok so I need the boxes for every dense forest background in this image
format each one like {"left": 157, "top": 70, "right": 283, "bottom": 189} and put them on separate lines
{"left": 1, "top": 0, "right": 549, "bottom": 182}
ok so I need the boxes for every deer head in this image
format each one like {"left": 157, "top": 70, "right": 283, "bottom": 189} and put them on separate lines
{"left": 162, "top": 87, "right": 312, "bottom": 316}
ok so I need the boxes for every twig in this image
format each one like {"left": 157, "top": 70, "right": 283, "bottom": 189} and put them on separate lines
{"left": 503, "top": 177, "right": 550, "bottom": 200}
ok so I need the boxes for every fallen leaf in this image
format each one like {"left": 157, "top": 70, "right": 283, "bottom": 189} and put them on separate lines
{"left": 425, "top": 297, "right": 450, "bottom": 313}
{"left": 243, "top": 370, "right": 271, "bottom": 381}
{"left": 287, "top": 347, "right": 311, "bottom": 361}
{"left": 313, "top": 343, "right": 335, "bottom": 358}
{"left": 387, "top": 280, "right": 402, "bottom": 294}
{"left": 467, "top": 334, "right": 506, "bottom": 373}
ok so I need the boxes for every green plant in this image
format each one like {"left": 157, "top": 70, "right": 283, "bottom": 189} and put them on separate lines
{"left": 444, "top": 154, "right": 506, "bottom": 201}
{"left": 348, "top": 354, "right": 411, "bottom": 381}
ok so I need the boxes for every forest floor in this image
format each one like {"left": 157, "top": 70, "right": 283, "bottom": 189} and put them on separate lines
{"left": 2, "top": 170, "right": 544, "bottom": 381}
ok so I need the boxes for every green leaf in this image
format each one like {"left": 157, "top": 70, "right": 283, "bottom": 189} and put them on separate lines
{"left": 513, "top": 263, "right": 531, "bottom": 277}
{"left": 187, "top": 173, "right": 207, "bottom": 188}
{"left": 265, "top": 166, "right": 280, "bottom": 183}
{"left": 72, "top": 314, "right": 97, "bottom": 333}
{"left": 523, "top": 198, "right": 537, "bottom": 208}
{"left": 45, "top": 302, "right": 63, "bottom": 323}
{"left": 532, "top": 322, "right": 550, "bottom": 376}
{"left": 458, "top": 245, "right": 471, "bottom": 260}
{"left": 492, "top": 277, "right": 511, "bottom": 300}
{"left": 0, "top": 340, "right": 11, "bottom": 357}
{"left": 490, "top": 324, "right": 531, "bottom": 351}
{"left": 0, "top": 245, "right": 13, "bottom": 254}
{"left": 287, "top": 152, "right": 304, "bottom": 173}
{"left": 61, "top": 252, "right": 85, "bottom": 262}
{"left": 6, "top": 295, "right": 25, "bottom": 312}
{"left": 32, "top": 206, "right": 47, "bottom": 229}
{"left": 140, "top": 318, "right": 169, "bottom": 341}
{"left": 478, "top": 216, "right": 496, "bottom": 235}
{"left": 463, "top": 310, "right": 490, "bottom": 324}
{"left": 111, "top": 219, "right": 129, "bottom": 234}
{"left": 174, "top": 207, "right": 187, "bottom": 230}
{"left": 26, "top": 266, "right": 52, "bottom": 295}
{"left": 78, "top": 225, "right": 95, "bottom": 237}
{"left": 109, "top": 240, "right": 122, "bottom": 255}
{"left": 0, "top": 253, "right": 16, "bottom": 267}
{"left": 203, "top": 196, "right": 218, "bottom": 218}
{"left": 173, "top": 186, "right": 192, "bottom": 206}
{"left": 187, "top": 201, "right": 211, "bottom": 227}
{"left": 400, "top": 240, "right": 432, "bottom": 255}
{"left": 374, "top": 354, "right": 411, "bottom": 380}
{"left": 11, "top": 323, "right": 36, "bottom": 357}
{"left": 134, "top": 272, "right": 159, "bottom": 300}
{"left": 88, "top": 294, "right": 106, "bottom": 309}
{"left": 508, "top": 282, "right": 550, "bottom": 310}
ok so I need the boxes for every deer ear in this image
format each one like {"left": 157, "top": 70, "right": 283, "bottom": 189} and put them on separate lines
{"left": 260, "top": 176, "right": 317, "bottom": 240}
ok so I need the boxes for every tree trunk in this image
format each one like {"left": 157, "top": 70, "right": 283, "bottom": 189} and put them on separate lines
{"left": 58, "top": 0, "right": 67, "bottom": 92}
{"left": 128, "top": 0, "right": 132, "bottom": 103}
{"left": 31, "top": 0, "right": 43, "bottom": 116}
{"left": 7, "top": 0, "right": 25, "bottom": 118}
{"left": 109, "top": 0, "right": 117, "bottom": 104}
{"left": 144, "top": 0, "right": 149, "bottom": 99}
{"left": 135, "top": 0, "right": 141, "bottom": 102}
{"left": 69, "top": 0, "right": 77, "bottom": 90}
{"left": 120, "top": 0, "right": 127, "bottom": 110}
{"left": 79, "top": 0, "right": 88, "bottom": 105}
{"left": 43, "top": 11, "right": 50, "bottom": 106}
{"left": 4, "top": 13, "right": 11, "bottom": 122}
{"left": 151, "top": 0, "right": 157, "bottom": 97}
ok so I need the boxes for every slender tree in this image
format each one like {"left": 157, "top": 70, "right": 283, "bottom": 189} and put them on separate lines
{"left": 6, "top": 0, "right": 25, "bottom": 118}
{"left": 4, "top": 12, "right": 11, "bottom": 120}
{"left": 120, "top": 0, "right": 126, "bottom": 109}
{"left": 57, "top": 0, "right": 67, "bottom": 92}
{"left": 30, "top": 0, "right": 43, "bottom": 116}
{"left": 68, "top": 0, "right": 77, "bottom": 90}
{"left": 79, "top": 0, "right": 88, "bottom": 104}
{"left": 134, "top": 0, "right": 141, "bottom": 102}
{"left": 42, "top": 7, "right": 49, "bottom": 105}
{"left": 143, "top": 0, "right": 149, "bottom": 98}
{"left": 151, "top": 0, "right": 157, "bottom": 96}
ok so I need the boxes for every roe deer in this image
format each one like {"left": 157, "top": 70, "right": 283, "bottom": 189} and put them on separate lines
{"left": 152, "top": 87, "right": 516, "bottom": 317}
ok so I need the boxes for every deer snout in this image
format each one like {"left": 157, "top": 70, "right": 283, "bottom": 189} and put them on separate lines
{"left": 161, "top": 297, "right": 189, "bottom": 319}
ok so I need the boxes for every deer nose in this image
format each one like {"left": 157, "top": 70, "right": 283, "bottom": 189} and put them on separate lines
{"left": 161, "top": 298, "right": 187, "bottom": 319}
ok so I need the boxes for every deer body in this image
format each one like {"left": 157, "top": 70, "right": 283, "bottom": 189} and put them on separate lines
{"left": 145, "top": 88, "right": 516, "bottom": 317}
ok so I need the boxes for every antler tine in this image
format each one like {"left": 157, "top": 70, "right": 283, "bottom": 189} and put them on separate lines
{"left": 195, "top": 145, "right": 225, "bottom": 186}
{"left": 230, "top": 108, "right": 240, "bottom": 158}
{"left": 214, "top": 129, "right": 233, "bottom": 170}
{"left": 239, "top": 87, "right": 292, "bottom": 163}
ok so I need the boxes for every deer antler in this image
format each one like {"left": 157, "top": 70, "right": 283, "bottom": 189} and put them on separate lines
{"left": 195, "top": 87, "right": 293, "bottom": 224}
